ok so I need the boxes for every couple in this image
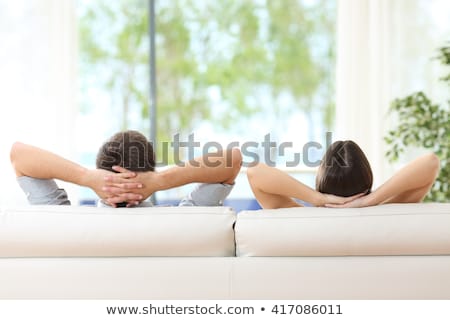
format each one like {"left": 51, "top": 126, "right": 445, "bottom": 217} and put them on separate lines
{"left": 11, "top": 130, "right": 439, "bottom": 209}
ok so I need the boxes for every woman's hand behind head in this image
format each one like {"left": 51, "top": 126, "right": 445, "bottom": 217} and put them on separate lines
{"left": 320, "top": 192, "right": 366, "bottom": 208}
{"left": 324, "top": 193, "right": 370, "bottom": 208}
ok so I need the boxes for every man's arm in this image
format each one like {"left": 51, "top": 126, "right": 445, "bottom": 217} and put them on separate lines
{"left": 10, "top": 142, "right": 142, "bottom": 203}
{"left": 11, "top": 142, "right": 87, "bottom": 181}
{"left": 102, "top": 148, "right": 242, "bottom": 205}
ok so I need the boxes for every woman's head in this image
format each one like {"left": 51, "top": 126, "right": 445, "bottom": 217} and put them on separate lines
{"left": 316, "top": 140, "right": 373, "bottom": 197}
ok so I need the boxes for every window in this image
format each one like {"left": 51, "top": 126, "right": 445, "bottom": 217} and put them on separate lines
{"left": 77, "top": 0, "right": 150, "bottom": 203}
{"left": 77, "top": 0, "right": 337, "bottom": 207}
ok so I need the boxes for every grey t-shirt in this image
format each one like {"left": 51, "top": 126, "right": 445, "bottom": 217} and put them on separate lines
{"left": 17, "top": 177, "right": 71, "bottom": 205}
{"left": 17, "top": 176, "right": 233, "bottom": 207}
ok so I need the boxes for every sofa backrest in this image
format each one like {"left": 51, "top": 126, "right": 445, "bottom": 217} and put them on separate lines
{"left": 0, "top": 206, "right": 237, "bottom": 257}
{"left": 2, "top": 203, "right": 450, "bottom": 258}
{"left": 235, "top": 203, "right": 450, "bottom": 256}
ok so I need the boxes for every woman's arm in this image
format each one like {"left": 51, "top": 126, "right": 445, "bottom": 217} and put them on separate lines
{"left": 10, "top": 142, "right": 142, "bottom": 202}
{"left": 247, "top": 163, "right": 361, "bottom": 209}
{"left": 326, "top": 153, "right": 440, "bottom": 208}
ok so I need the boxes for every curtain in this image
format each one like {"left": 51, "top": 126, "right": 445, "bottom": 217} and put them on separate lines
{"left": 335, "top": 0, "right": 392, "bottom": 187}
{"left": 0, "top": 0, "right": 77, "bottom": 205}
{"left": 335, "top": 0, "right": 450, "bottom": 187}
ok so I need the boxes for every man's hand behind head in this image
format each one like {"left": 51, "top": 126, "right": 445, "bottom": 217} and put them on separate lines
{"left": 103, "top": 166, "right": 159, "bottom": 206}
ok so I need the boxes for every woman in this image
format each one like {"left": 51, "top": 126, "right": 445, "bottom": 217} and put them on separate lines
{"left": 247, "top": 140, "right": 440, "bottom": 209}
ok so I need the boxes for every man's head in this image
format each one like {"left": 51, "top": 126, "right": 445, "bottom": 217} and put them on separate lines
{"left": 96, "top": 130, "right": 155, "bottom": 173}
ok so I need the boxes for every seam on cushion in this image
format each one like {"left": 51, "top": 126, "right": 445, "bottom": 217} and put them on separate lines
{"left": 236, "top": 212, "right": 450, "bottom": 219}
{"left": 2, "top": 208, "right": 237, "bottom": 216}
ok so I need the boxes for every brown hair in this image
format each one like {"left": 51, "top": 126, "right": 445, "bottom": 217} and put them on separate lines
{"left": 96, "top": 130, "right": 155, "bottom": 173}
{"left": 315, "top": 140, "right": 373, "bottom": 197}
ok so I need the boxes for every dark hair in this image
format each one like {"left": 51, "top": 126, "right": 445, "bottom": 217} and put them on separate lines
{"left": 96, "top": 130, "right": 155, "bottom": 173}
{"left": 315, "top": 140, "right": 373, "bottom": 197}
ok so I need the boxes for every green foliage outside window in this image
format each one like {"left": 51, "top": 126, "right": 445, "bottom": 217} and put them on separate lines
{"left": 385, "top": 43, "right": 450, "bottom": 202}
{"left": 78, "top": 0, "right": 336, "bottom": 151}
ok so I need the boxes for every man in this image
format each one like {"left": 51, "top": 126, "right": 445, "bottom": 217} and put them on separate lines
{"left": 10, "top": 130, "right": 242, "bottom": 207}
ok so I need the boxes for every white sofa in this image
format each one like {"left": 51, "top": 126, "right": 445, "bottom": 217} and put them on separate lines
{"left": 1, "top": 203, "right": 450, "bottom": 299}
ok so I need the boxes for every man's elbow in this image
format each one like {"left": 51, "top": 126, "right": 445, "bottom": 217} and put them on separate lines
{"left": 10, "top": 142, "right": 25, "bottom": 176}
{"left": 230, "top": 148, "right": 242, "bottom": 170}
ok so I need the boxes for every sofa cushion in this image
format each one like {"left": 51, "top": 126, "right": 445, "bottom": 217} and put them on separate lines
{"left": 0, "top": 206, "right": 236, "bottom": 257}
{"left": 235, "top": 203, "right": 450, "bottom": 256}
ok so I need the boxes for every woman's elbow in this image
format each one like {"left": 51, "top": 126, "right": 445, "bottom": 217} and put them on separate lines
{"left": 247, "top": 162, "right": 263, "bottom": 183}
{"left": 425, "top": 152, "right": 440, "bottom": 179}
